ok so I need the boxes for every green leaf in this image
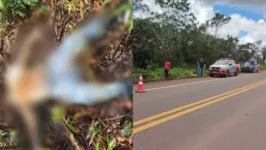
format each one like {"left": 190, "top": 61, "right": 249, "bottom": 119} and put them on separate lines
{"left": 51, "top": 105, "right": 64, "bottom": 122}
{"left": 37, "top": 5, "right": 50, "bottom": 14}
{"left": 73, "top": 112, "right": 82, "bottom": 120}
{"left": 128, "top": 16, "right": 133, "bottom": 32}
{"left": 120, "top": 127, "right": 131, "bottom": 138}
{"left": 122, "top": 120, "right": 133, "bottom": 129}
{"left": 66, "top": 123, "right": 79, "bottom": 133}
{"left": 109, "top": 3, "right": 133, "bottom": 19}
{"left": 107, "top": 138, "right": 116, "bottom": 150}
{"left": 23, "top": 0, "right": 38, "bottom": 6}
{"left": 96, "top": 137, "right": 100, "bottom": 150}
{"left": 17, "top": 11, "right": 25, "bottom": 17}
{"left": 10, "top": 130, "right": 16, "bottom": 140}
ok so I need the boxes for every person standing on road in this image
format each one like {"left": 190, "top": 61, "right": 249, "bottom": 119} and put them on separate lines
{"left": 198, "top": 58, "right": 205, "bottom": 77}
{"left": 164, "top": 60, "right": 171, "bottom": 79}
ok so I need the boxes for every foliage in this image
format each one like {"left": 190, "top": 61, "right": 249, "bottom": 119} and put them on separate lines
{"left": 133, "top": 0, "right": 264, "bottom": 69}
{"left": 261, "top": 46, "right": 266, "bottom": 63}
{"left": 0, "top": 0, "right": 38, "bottom": 22}
{"left": 205, "top": 13, "right": 231, "bottom": 37}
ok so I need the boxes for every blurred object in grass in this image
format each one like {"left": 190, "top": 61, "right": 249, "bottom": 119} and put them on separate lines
{"left": 4, "top": 0, "right": 133, "bottom": 149}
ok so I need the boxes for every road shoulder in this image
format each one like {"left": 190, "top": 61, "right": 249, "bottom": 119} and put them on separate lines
{"left": 134, "top": 76, "right": 214, "bottom": 90}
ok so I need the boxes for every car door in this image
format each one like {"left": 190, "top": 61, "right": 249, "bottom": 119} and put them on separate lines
{"left": 229, "top": 60, "right": 236, "bottom": 74}
{"left": 251, "top": 61, "right": 255, "bottom": 70}
{"left": 251, "top": 60, "right": 257, "bottom": 71}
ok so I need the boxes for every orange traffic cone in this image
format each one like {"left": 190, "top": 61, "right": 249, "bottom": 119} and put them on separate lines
{"left": 136, "top": 74, "right": 145, "bottom": 93}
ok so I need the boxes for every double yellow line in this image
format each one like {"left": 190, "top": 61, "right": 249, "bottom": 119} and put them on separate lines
{"left": 133, "top": 79, "right": 266, "bottom": 134}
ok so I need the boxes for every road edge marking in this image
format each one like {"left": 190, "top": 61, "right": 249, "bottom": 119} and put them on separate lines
{"left": 133, "top": 80, "right": 266, "bottom": 134}
{"left": 134, "top": 73, "right": 256, "bottom": 92}
{"left": 134, "top": 80, "right": 266, "bottom": 126}
{"left": 138, "top": 79, "right": 219, "bottom": 92}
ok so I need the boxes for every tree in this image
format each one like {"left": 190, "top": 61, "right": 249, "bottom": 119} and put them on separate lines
{"left": 133, "top": 0, "right": 199, "bottom": 68}
{"left": 133, "top": 0, "right": 264, "bottom": 69}
{"left": 132, "top": 19, "right": 162, "bottom": 68}
{"left": 262, "top": 46, "right": 266, "bottom": 63}
{"left": 205, "top": 13, "right": 231, "bottom": 37}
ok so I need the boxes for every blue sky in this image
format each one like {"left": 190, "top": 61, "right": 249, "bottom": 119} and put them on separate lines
{"left": 212, "top": 3, "right": 265, "bottom": 40}
{"left": 214, "top": 3, "right": 264, "bottom": 21}
{"left": 237, "top": 31, "right": 248, "bottom": 38}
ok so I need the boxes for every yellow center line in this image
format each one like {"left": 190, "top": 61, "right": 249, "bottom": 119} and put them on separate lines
{"left": 134, "top": 80, "right": 266, "bottom": 126}
{"left": 133, "top": 80, "right": 266, "bottom": 134}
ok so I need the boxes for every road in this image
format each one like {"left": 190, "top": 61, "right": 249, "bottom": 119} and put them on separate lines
{"left": 134, "top": 72, "right": 266, "bottom": 150}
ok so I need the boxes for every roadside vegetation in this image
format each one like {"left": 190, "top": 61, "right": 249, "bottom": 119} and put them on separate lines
{"left": 133, "top": 0, "right": 266, "bottom": 82}
{"left": 133, "top": 67, "right": 208, "bottom": 82}
{"left": 260, "top": 64, "right": 266, "bottom": 70}
{"left": 134, "top": 64, "right": 266, "bottom": 83}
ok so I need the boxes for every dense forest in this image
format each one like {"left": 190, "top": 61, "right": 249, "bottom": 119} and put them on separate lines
{"left": 133, "top": 0, "right": 266, "bottom": 69}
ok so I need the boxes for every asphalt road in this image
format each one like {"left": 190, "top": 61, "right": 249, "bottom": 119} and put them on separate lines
{"left": 134, "top": 72, "right": 266, "bottom": 150}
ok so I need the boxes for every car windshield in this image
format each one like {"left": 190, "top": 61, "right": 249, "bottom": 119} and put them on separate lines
{"left": 244, "top": 62, "right": 251, "bottom": 66}
{"left": 214, "top": 60, "right": 229, "bottom": 65}
{"left": 244, "top": 61, "right": 254, "bottom": 66}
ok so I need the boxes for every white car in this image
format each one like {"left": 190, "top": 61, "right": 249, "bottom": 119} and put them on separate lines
{"left": 209, "top": 58, "right": 240, "bottom": 77}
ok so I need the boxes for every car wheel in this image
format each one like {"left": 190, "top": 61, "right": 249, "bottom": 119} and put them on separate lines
{"left": 225, "top": 70, "right": 230, "bottom": 78}
{"left": 234, "top": 69, "right": 239, "bottom": 76}
{"left": 210, "top": 74, "right": 214, "bottom": 77}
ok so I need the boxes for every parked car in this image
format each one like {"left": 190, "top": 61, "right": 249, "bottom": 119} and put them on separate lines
{"left": 241, "top": 59, "right": 260, "bottom": 73}
{"left": 209, "top": 58, "right": 241, "bottom": 77}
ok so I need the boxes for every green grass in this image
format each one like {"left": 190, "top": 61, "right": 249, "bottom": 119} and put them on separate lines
{"left": 260, "top": 64, "right": 266, "bottom": 70}
{"left": 133, "top": 67, "right": 208, "bottom": 82}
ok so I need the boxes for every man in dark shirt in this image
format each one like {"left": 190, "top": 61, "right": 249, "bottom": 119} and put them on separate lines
{"left": 198, "top": 59, "right": 205, "bottom": 77}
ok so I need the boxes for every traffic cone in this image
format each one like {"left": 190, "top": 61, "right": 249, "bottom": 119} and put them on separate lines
{"left": 136, "top": 74, "right": 145, "bottom": 93}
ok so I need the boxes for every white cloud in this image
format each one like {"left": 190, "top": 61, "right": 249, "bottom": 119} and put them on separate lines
{"left": 189, "top": 0, "right": 266, "bottom": 45}
{"left": 199, "top": 0, "right": 266, "bottom": 12}
{"left": 258, "top": 19, "right": 265, "bottom": 23}
{"left": 190, "top": 0, "right": 214, "bottom": 23}
{"left": 134, "top": 0, "right": 266, "bottom": 45}
{"left": 133, "top": 0, "right": 163, "bottom": 18}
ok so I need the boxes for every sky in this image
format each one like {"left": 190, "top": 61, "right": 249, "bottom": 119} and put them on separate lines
{"left": 134, "top": 0, "right": 266, "bottom": 45}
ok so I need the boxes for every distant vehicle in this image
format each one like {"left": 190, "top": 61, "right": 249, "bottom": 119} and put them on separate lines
{"left": 241, "top": 59, "right": 260, "bottom": 73}
{"left": 209, "top": 58, "right": 241, "bottom": 77}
